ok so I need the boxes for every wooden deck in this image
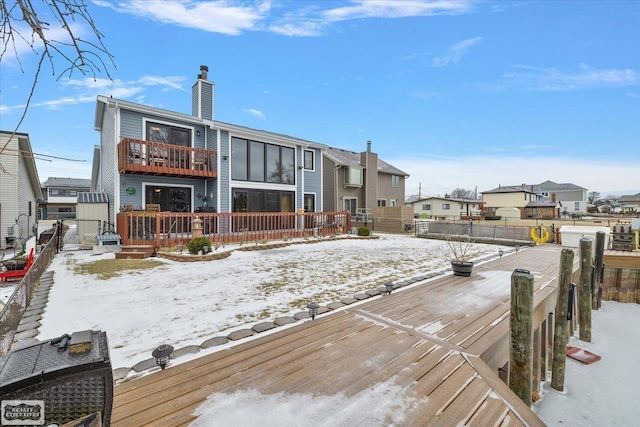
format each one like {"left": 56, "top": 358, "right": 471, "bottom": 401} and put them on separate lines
{"left": 112, "top": 245, "right": 572, "bottom": 426}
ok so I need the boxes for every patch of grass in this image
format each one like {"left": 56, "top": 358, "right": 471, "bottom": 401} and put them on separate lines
{"left": 73, "top": 259, "right": 166, "bottom": 280}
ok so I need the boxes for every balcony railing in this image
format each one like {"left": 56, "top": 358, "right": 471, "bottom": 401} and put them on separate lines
{"left": 118, "top": 138, "right": 217, "bottom": 178}
{"left": 116, "top": 211, "right": 352, "bottom": 247}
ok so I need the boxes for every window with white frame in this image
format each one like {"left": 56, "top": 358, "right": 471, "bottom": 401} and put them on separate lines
{"left": 391, "top": 175, "right": 400, "bottom": 187}
{"left": 344, "top": 198, "right": 357, "bottom": 216}
{"left": 390, "top": 199, "right": 397, "bottom": 207}
{"left": 304, "top": 150, "right": 314, "bottom": 170}
{"left": 442, "top": 203, "right": 451, "bottom": 210}
{"left": 422, "top": 204, "right": 431, "bottom": 211}
{"left": 377, "top": 199, "right": 386, "bottom": 207}
{"left": 344, "top": 167, "right": 363, "bottom": 186}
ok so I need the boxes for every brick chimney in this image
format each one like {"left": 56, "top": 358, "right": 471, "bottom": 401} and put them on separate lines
{"left": 192, "top": 65, "right": 214, "bottom": 121}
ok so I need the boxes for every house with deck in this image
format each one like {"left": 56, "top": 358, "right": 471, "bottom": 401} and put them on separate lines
{"left": 0, "top": 131, "right": 43, "bottom": 249}
{"left": 95, "top": 66, "right": 408, "bottom": 246}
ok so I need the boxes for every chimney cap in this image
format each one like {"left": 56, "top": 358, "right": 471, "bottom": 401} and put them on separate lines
{"left": 200, "top": 65, "right": 209, "bottom": 72}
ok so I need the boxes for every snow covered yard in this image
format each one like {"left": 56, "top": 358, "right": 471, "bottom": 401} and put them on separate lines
{"left": 36, "top": 234, "right": 506, "bottom": 369}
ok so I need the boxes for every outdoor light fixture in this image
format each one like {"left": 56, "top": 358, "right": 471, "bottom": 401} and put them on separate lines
{"left": 152, "top": 344, "right": 174, "bottom": 370}
{"left": 196, "top": 130, "right": 201, "bottom": 136}
{"left": 307, "top": 302, "right": 319, "bottom": 320}
{"left": 385, "top": 282, "right": 394, "bottom": 295}
{"left": 223, "top": 155, "right": 229, "bottom": 160}
{"left": 498, "top": 249, "right": 504, "bottom": 258}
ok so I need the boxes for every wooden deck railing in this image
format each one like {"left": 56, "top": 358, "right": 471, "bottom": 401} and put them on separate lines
{"left": 118, "top": 138, "right": 217, "bottom": 178}
{"left": 116, "top": 211, "right": 352, "bottom": 247}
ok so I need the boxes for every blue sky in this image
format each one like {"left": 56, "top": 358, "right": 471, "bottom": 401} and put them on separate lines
{"left": 1, "top": 0, "right": 638, "bottom": 197}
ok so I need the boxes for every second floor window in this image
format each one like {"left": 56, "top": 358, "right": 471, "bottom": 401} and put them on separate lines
{"left": 391, "top": 175, "right": 400, "bottom": 187}
{"left": 442, "top": 203, "right": 451, "bottom": 210}
{"left": 231, "top": 137, "right": 295, "bottom": 185}
{"left": 304, "top": 150, "right": 314, "bottom": 170}
{"left": 147, "top": 122, "right": 190, "bottom": 147}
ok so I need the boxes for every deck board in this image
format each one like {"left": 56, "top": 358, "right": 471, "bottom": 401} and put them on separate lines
{"left": 112, "top": 245, "right": 567, "bottom": 426}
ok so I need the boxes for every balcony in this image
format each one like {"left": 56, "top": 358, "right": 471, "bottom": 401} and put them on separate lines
{"left": 118, "top": 138, "right": 217, "bottom": 179}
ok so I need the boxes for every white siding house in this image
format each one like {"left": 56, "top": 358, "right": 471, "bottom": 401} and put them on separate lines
{"left": 0, "top": 131, "right": 43, "bottom": 249}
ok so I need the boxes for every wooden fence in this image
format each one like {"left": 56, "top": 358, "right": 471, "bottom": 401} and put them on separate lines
{"left": 116, "top": 210, "right": 351, "bottom": 247}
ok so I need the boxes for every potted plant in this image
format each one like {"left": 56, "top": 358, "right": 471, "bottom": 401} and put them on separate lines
{"left": 444, "top": 234, "right": 479, "bottom": 277}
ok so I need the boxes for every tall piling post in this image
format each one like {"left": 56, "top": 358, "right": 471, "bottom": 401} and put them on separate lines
{"left": 551, "top": 248, "right": 575, "bottom": 391}
{"left": 593, "top": 231, "right": 605, "bottom": 309}
{"left": 579, "top": 238, "right": 593, "bottom": 342}
{"left": 509, "top": 268, "right": 535, "bottom": 406}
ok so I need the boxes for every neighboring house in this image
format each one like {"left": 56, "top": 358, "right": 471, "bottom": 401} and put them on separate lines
{"left": 41, "top": 177, "right": 91, "bottom": 220}
{"left": 0, "top": 131, "right": 43, "bottom": 249}
{"left": 617, "top": 193, "right": 640, "bottom": 213}
{"left": 92, "top": 65, "right": 325, "bottom": 229}
{"left": 532, "top": 180, "right": 588, "bottom": 215}
{"left": 482, "top": 181, "right": 586, "bottom": 219}
{"left": 481, "top": 185, "right": 537, "bottom": 217}
{"left": 322, "top": 143, "right": 409, "bottom": 217}
{"left": 411, "top": 196, "right": 482, "bottom": 220}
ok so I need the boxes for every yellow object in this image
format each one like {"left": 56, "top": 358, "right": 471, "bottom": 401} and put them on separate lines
{"left": 531, "top": 226, "right": 550, "bottom": 244}
{"left": 635, "top": 229, "right": 639, "bottom": 252}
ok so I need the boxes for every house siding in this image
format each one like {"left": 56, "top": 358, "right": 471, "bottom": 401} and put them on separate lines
{"left": 101, "top": 105, "right": 117, "bottom": 228}
{"left": 322, "top": 159, "right": 337, "bottom": 211}
{"left": 218, "top": 130, "right": 230, "bottom": 212}
{"left": 0, "top": 133, "right": 18, "bottom": 247}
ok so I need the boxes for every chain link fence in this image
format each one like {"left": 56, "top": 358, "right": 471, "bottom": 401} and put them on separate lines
{"left": 0, "top": 228, "right": 59, "bottom": 355}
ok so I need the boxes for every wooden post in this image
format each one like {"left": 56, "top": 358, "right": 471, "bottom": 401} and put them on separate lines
{"left": 592, "top": 231, "right": 605, "bottom": 309}
{"left": 579, "top": 237, "right": 592, "bottom": 342}
{"left": 551, "top": 248, "right": 574, "bottom": 391}
{"left": 509, "top": 268, "right": 534, "bottom": 406}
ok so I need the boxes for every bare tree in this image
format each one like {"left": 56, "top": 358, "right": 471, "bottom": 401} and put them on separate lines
{"left": 449, "top": 188, "right": 477, "bottom": 200}
{"left": 1, "top": 0, "right": 115, "bottom": 171}
{"left": 587, "top": 191, "right": 600, "bottom": 204}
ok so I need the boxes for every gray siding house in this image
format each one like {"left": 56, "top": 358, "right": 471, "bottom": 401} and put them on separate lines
{"left": 92, "top": 66, "right": 325, "bottom": 229}
{"left": 322, "top": 142, "right": 408, "bottom": 216}
{"left": 41, "top": 177, "right": 91, "bottom": 219}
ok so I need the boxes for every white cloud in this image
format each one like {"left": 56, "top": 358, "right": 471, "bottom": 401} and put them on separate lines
{"left": 431, "top": 36, "right": 482, "bottom": 67}
{"left": 246, "top": 108, "right": 266, "bottom": 119}
{"left": 503, "top": 64, "right": 639, "bottom": 91}
{"left": 94, "top": 0, "right": 271, "bottom": 35}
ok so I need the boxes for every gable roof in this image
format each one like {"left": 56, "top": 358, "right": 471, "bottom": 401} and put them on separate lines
{"left": 482, "top": 185, "right": 536, "bottom": 194}
{"left": 619, "top": 193, "right": 640, "bottom": 203}
{"left": 323, "top": 146, "right": 409, "bottom": 177}
{"left": 42, "top": 177, "right": 91, "bottom": 188}
{"left": 533, "top": 180, "right": 587, "bottom": 192}
{"left": 412, "top": 196, "right": 480, "bottom": 204}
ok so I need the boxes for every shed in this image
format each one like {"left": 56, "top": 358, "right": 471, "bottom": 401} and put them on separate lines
{"left": 559, "top": 225, "right": 611, "bottom": 257}
{"left": 495, "top": 207, "right": 521, "bottom": 220}
{"left": 76, "top": 192, "right": 109, "bottom": 248}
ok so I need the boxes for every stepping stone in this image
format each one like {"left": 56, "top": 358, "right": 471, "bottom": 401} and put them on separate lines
{"left": 317, "top": 306, "right": 330, "bottom": 315}
{"left": 365, "top": 289, "right": 382, "bottom": 297}
{"left": 10, "top": 338, "right": 39, "bottom": 350}
{"left": 30, "top": 296, "right": 48, "bottom": 305}
{"left": 200, "top": 336, "right": 229, "bottom": 349}
{"left": 327, "top": 302, "right": 345, "bottom": 310}
{"left": 293, "top": 311, "right": 310, "bottom": 321}
{"left": 132, "top": 358, "right": 157, "bottom": 372}
{"left": 227, "top": 329, "right": 254, "bottom": 341}
{"left": 340, "top": 297, "right": 358, "bottom": 305}
{"left": 20, "top": 313, "right": 42, "bottom": 323}
{"left": 172, "top": 345, "right": 200, "bottom": 358}
{"left": 274, "top": 316, "right": 297, "bottom": 326}
{"left": 252, "top": 322, "right": 276, "bottom": 333}
{"left": 353, "top": 293, "right": 370, "bottom": 301}
{"left": 112, "top": 368, "right": 131, "bottom": 381}
{"left": 13, "top": 329, "right": 38, "bottom": 340}
{"left": 27, "top": 302, "right": 47, "bottom": 311}
{"left": 16, "top": 321, "right": 40, "bottom": 333}
{"left": 24, "top": 308, "right": 44, "bottom": 317}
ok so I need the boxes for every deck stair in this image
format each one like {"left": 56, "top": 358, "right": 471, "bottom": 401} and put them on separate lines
{"left": 115, "top": 245, "right": 155, "bottom": 260}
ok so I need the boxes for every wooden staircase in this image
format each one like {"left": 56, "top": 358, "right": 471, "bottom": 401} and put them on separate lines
{"left": 115, "top": 245, "right": 155, "bottom": 260}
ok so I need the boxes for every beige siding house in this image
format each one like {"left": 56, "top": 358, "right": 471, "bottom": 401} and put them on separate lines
{"left": 481, "top": 185, "right": 537, "bottom": 217}
{"left": 411, "top": 196, "right": 482, "bottom": 220}
{"left": 322, "top": 142, "right": 408, "bottom": 218}
{"left": 0, "top": 131, "right": 43, "bottom": 249}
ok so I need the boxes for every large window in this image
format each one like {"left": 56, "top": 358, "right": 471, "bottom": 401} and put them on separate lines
{"left": 344, "top": 167, "right": 363, "bottom": 186}
{"left": 233, "top": 189, "right": 295, "bottom": 212}
{"left": 232, "top": 137, "right": 295, "bottom": 185}
{"left": 146, "top": 122, "right": 190, "bottom": 147}
{"left": 145, "top": 185, "right": 192, "bottom": 212}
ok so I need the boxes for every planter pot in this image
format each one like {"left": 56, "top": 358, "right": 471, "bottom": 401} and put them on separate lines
{"left": 451, "top": 261, "right": 474, "bottom": 277}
